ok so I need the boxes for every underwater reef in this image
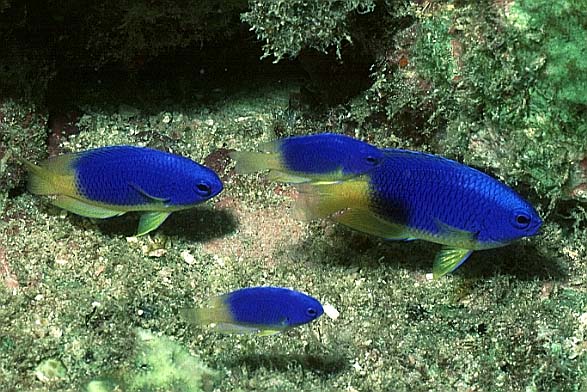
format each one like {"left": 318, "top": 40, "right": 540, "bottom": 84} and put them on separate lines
{"left": 1, "top": 0, "right": 587, "bottom": 391}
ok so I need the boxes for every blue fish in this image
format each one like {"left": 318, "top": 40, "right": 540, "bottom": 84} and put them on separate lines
{"left": 296, "top": 148, "right": 542, "bottom": 278}
{"left": 181, "top": 287, "right": 324, "bottom": 335}
{"left": 229, "top": 133, "right": 385, "bottom": 183}
{"left": 23, "top": 145, "right": 223, "bottom": 236}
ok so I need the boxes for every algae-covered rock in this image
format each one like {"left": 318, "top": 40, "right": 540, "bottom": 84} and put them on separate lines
{"left": 85, "top": 329, "right": 218, "bottom": 392}
{"left": 242, "top": 0, "right": 377, "bottom": 61}
{"left": 0, "top": 100, "right": 47, "bottom": 214}
{"left": 34, "top": 358, "right": 67, "bottom": 383}
{"left": 358, "top": 1, "right": 587, "bottom": 203}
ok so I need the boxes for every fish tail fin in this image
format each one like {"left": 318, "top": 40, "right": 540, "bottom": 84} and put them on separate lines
{"left": 293, "top": 177, "right": 371, "bottom": 221}
{"left": 180, "top": 296, "right": 231, "bottom": 326}
{"left": 20, "top": 159, "right": 56, "bottom": 195}
{"left": 21, "top": 155, "right": 77, "bottom": 196}
{"left": 229, "top": 151, "right": 283, "bottom": 174}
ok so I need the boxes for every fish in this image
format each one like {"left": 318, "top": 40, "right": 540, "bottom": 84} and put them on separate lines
{"left": 22, "top": 145, "right": 223, "bottom": 236}
{"left": 181, "top": 287, "right": 324, "bottom": 336}
{"left": 229, "top": 133, "right": 385, "bottom": 184}
{"left": 295, "top": 148, "right": 542, "bottom": 278}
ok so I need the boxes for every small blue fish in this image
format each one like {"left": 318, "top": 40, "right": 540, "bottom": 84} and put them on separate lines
{"left": 229, "top": 133, "right": 385, "bottom": 183}
{"left": 296, "top": 148, "right": 542, "bottom": 278}
{"left": 181, "top": 287, "right": 324, "bottom": 335}
{"left": 23, "top": 145, "right": 223, "bottom": 236}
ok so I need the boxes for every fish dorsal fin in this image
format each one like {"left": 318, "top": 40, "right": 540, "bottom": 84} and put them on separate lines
{"left": 39, "top": 152, "right": 81, "bottom": 174}
{"left": 333, "top": 208, "right": 409, "bottom": 240}
{"left": 180, "top": 296, "right": 232, "bottom": 325}
{"left": 52, "top": 195, "right": 124, "bottom": 219}
{"left": 433, "top": 247, "right": 473, "bottom": 279}
{"left": 257, "top": 139, "right": 281, "bottom": 153}
{"left": 137, "top": 211, "right": 171, "bottom": 236}
{"left": 229, "top": 150, "right": 283, "bottom": 174}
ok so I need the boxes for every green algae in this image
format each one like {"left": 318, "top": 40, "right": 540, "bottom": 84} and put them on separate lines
{"left": 0, "top": 100, "right": 47, "bottom": 214}
{"left": 360, "top": 1, "right": 587, "bottom": 204}
{"left": 35, "top": 358, "right": 67, "bottom": 383}
{"left": 1, "top": 1, "right": 587, "bottom": 391}
{"left": 84, "top": 328, "right": 217, "bottom": 392}
{"left": 1, "top": 76, "right": 585, "bottom": 391}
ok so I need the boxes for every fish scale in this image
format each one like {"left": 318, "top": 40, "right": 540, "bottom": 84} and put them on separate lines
{"left": 370, "top": 151, "right": 504, "bottom": 241}
{"left": 74, "top": 147, "right": 203, "bottom": 206}
{"left": 294, "top": 146, "right": 542, "bottom": 277}
{"left": 23, "top": 145, "right": 223, "bottom": 236}
{"left": 181, "top": 287, "right": 324, "bottom": 335}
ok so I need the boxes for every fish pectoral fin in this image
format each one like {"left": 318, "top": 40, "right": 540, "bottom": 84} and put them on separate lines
{"left": 333, "top": 208, "right": 409, "bottom": 240}
{"left": 137, "top": 211, "right": 171, "bottom": 236}
{"left": 434, "top": 219, "right": 477, "bottom": 242}
{"left": 52, "top": 195, "right": 124, "bottom": 219}
{"left": 432, "top": 247, "right": 473, "bottom": 279}
{"left": 129, "top": 183, "right": 169, "bottom": 204}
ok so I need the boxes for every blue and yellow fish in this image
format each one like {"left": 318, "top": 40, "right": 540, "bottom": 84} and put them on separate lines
{"left": 295, "top": 148, "right": 542, "bottom": 278}
{"left": 181, "top": 287, "right": 324, "bottom": 336}
{"left": 23, "top": 145, "right": 223, "bottom": 236}
{"left": 229, "top": 133, "right": 385, "bottom": 183}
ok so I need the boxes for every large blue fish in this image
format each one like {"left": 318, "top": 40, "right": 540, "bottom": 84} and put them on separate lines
{"left": 181, "top": 287, "right": 324, "bottom": 335}
{"left": 23, "top": 145, "right": 223, "bottom": 236}
{"left": 229, "top": 133, "right": 385, "bottom": 183}
{"left": 296, "top": 148, "right": 542, "bottom": 278}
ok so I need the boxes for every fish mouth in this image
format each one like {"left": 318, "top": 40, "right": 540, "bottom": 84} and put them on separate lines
{"left": 528, "top": 221, "right": 544, "bottom": 237}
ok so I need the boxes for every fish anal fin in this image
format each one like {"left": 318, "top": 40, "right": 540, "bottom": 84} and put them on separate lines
{"left": 266, "top": 170, "right": 311, "bottom": 184}
{"left": 257, "top": 329, "right": 282, "bottom": 336}
{"left": 293, "top": 178, "right": 370, "bottom": 221}
{"left": 433, "top": 247, "right": 473, "bottom": 279}
{"left": 137, "top": 211, "right": 171, "bottom": 236}
{"left": 267, "top": 168, "right": 356, "bottom": 185}
{"left": 333, "top": 208, "right": 409, "bottom": 240}
{"left": 52, "top": 195, "right": 123, "bottom": 219}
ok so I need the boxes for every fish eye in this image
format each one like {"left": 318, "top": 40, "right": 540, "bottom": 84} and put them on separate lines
{"left": 513, "top": 212, "right": 531, "bottom": 229}
{"left": 195, "top": 182, "right": 212, "bottom": 196}
{"left": 306, "top": 307, "right": 317, "bottom": 317}
{"left": 365, "top": 156, "right": 379, "bottom": 165}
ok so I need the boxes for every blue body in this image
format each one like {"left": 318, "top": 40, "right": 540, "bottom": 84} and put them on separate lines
{"left": 223, "top": 287, "right": 324, "bottom": 328}
{"left": 279, "top": 133, "right": 385, "bottom": 176}
{"left": 73, "top": 146, "right": 223, "bottom": 207}
{"left": 369, "top": 149, "right": 542, "bottom": 246}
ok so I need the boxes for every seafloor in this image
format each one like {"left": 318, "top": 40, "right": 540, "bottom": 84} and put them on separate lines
{"left": 1, "top": 74, "right": 586, "bottom": 392}
{"left": 1, "top": 1, "right": 587, "bottom": 390}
